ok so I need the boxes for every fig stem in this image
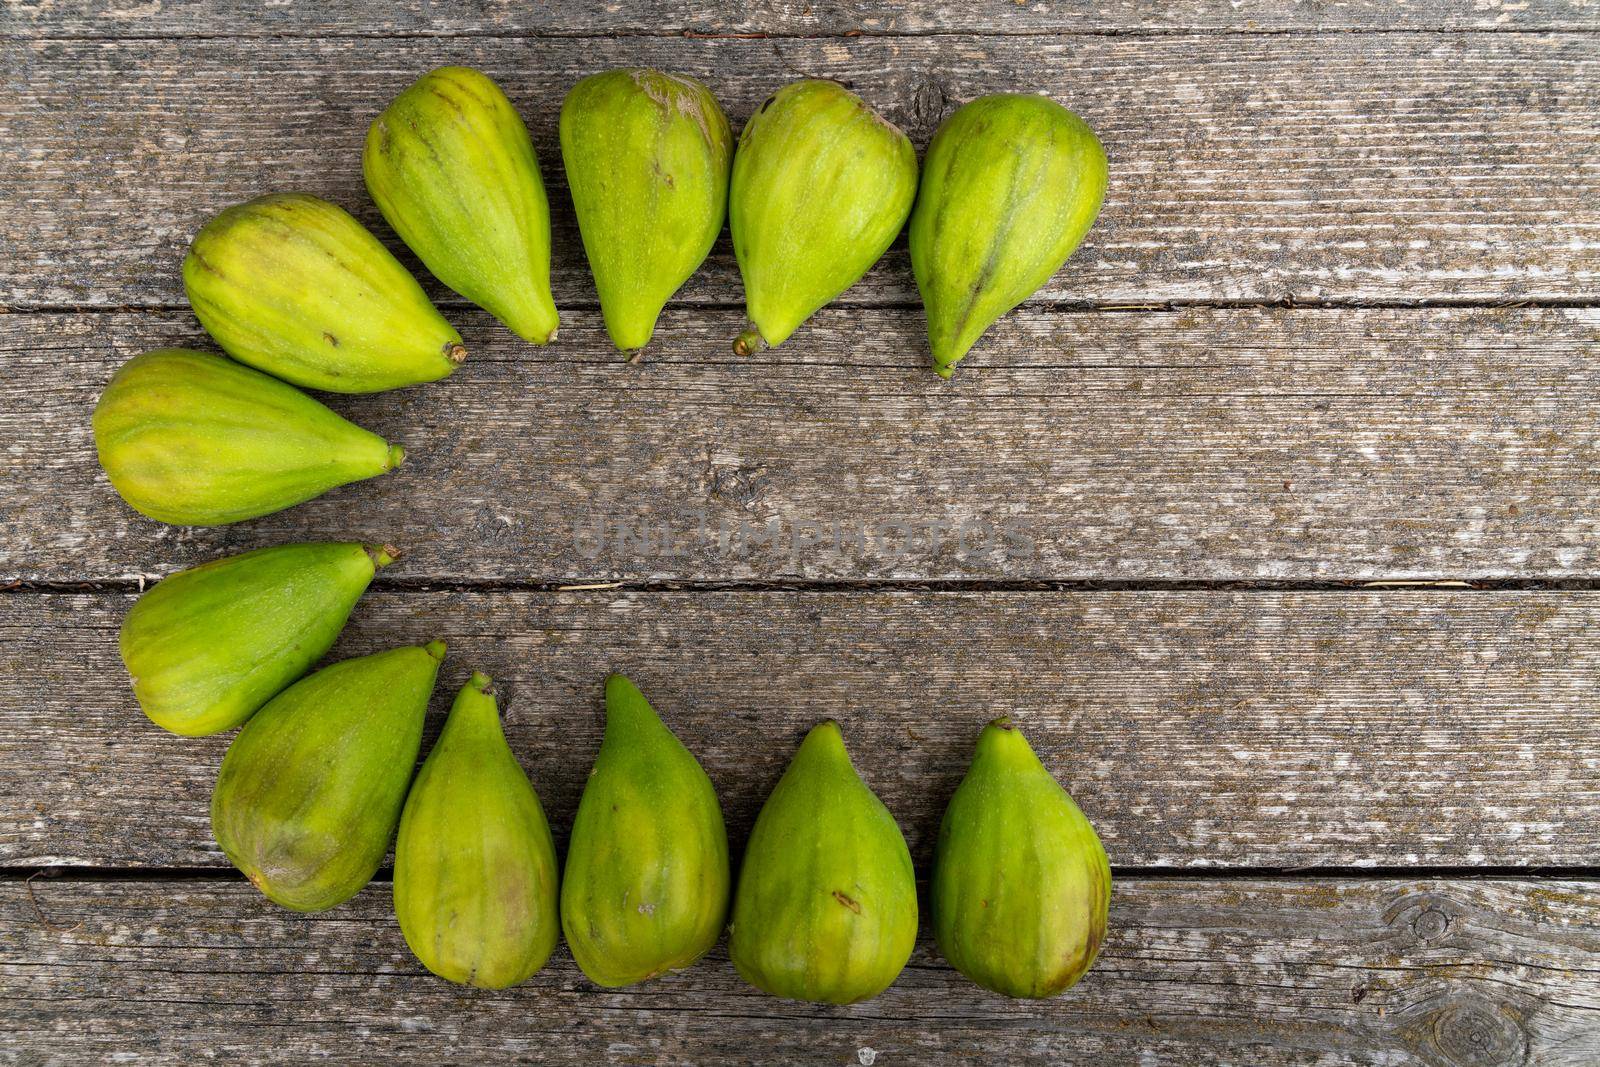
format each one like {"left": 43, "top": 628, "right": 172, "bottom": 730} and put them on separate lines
{"left": 445, "top": 342, "right": 468, "bottom": 365}
{"left": 366, "top": 543, "right": 401, "bottom": 569}
{"left": 733, "top": 327, "right": 765, "bottom": 357}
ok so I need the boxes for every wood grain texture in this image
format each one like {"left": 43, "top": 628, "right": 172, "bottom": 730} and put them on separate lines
{"left": 4, "top": 33, "right": 1597, "bottom": 310}
{"left": 4, "top": 875, "right": 1597, "bottom": 1065}
{"left": 7, "top": 307, "right": 1600, "bottom": 584}
{"left": 4, "top": 0, "right": 1598, "bottom": 37}
{"left": 4, "top": 588, "right": 1598, "bottom": 870}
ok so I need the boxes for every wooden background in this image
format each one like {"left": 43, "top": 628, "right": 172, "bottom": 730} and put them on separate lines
{"left": 3, "top": 2, "right": 1599, "bottom": 1063}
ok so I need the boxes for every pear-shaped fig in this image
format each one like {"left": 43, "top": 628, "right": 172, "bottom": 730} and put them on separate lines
{"left": 728, "top": 719, "right": 916, "bottom": 1004}
{"left": 560, "top": 69, "right": 732, "bottom": 353}
{"left": 393, "top": 672, "right": 560, "bottom": 988}
{"left": 562, "top": 674, "right": 730, "bottom": 987}
{"left": 211, "top": 641, "right": 444, "bottom": 912}
{"left": 729, "top": 79, "right": 917, "bottom": 353}
{"left": 185, "top": 193, "right": 465, "bottom": 392}
{"left": 92, "top": 349, "right": 404, "bottom": 526}
{"left": 121, "top": 541, "right": 395, "bottom": 736}
{"left": 909, "top": 94, "right": 1107, "bottom": 377}
{"left": 365, "top": 66, "right": 559, "bottom": 344}
{"left": 932, "top": 717, "right": 1111, "bottom": 997}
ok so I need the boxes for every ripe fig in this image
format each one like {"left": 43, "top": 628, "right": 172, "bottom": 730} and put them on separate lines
{"left": 728, "top": 719, "right": 916, "bottom": 1004}
{"left": 728, "top": 80, "right": 917, "bottom": 353}
{"left": 909, "top": 94, "right": 1107, "bottom": 377}
{"left": 560, "top": 69, "right": 732, "bottom": 353}
{"left": 365, "top": 66, "right": 559, "bottom": 345}
{"left": 185, "top": 193, "right": 465, "bottom": 392}
{"left": 120, "top": 541, "right": 395, "bottom": 736}
{"left": 562, "top": 674, "right": 730, "bottom": 987}
{"left": 931, "top": 717, "right": 1111, "bottom": 997}
{"left": 92, "top": 348, "right": 404, "bottom": 526}
{"left": 211, "top": 641, "right": 445, "bottom": 912}
{"left": 393, "top": 672, "right": 560, "bottom": 988}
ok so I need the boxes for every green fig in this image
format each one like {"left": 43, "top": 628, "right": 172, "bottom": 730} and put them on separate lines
{"left": 909, "top": 94, "right": 1107, "bottom": 378}
{"left": 394, "top": 672, "right": 560, "bottom": 988}
{"left": 931, "top": 717, "right": 1111, "bottom": 998}
{"left": 184, "top": 193, "right": 466, "bottom": 392}
{"left": 365, "top": 66, "right": 559, "bottom": 345}
{"left": 562, "top": 674, "right": 730, "bottom": 987}
{"left": 121, "top": 542, "right": 396, "bottom": 737}
{"left": 728, "top": 719, "right": 916, "bottom": 1004}
{"left": 560, "top": 69, "right": 733, "bottom": 353}
{"left": 211, "top": 641, "right": 444, "bottom": 912}
{"left": 729, "top": 79, "right": 918, "bottom": 354}
{"left": 92, "top": 349, "right": 404, "bottom": 526}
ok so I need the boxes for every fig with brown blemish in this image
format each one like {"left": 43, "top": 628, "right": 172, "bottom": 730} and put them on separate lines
{"left": 728, "top": 718, "right": 917, "bottom": 1004}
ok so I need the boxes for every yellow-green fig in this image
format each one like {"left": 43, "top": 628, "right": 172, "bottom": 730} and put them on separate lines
{"left": 185, "top": 193, "right": 466, "bottom": 392}
{"left": 909, "top": 94, "right": 1107, "bottom": 378}
{"left": 121, "top": 541, "right": 395, "bottom": 737}
{"left": 92, "top": 349, "right": 404, "bottom": 526}
{"left": 394, "top": 672, "right": 560, "bottom": 988}
{"left": 560, "top": 69, "right": 732, "bottom": 353}
{"left": 729, "top": 79, "right": 918, "bottom": 354}
{"left": 211, "top": 641, "right": 444, "bottom": 912}
{"left": 728, "top": 719, "right": 916, "bottom": 1004}
{"left": 365, "top": 66, "right": 559, "bottom": 344}
{"left": 931, "top": 717, "right": 1111, "bottom": 998}
{"left": 562, "top": 674, "right": 730, "bottom": 987}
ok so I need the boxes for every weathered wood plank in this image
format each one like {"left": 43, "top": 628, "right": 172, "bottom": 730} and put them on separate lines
{"left": 4, "top": 0, "right": 1598, "bottom": 37}
{"left": 6, "top": 307, "right": 1600, "bottom": 584}
{"left": 3, "top": 876, "right": 1596, "bottom": 1065}
{"left": 4, "top": 589, "right": 1598, "bottom": 869}
{"left": 4, "top": 33, "right": 1596, "bottom": 309}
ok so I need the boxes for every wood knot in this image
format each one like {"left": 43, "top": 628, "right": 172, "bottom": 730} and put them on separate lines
{"left": 1424, "top": 996, "right": 1530, "bottom": 1067}
{"left": 1383, "top": 890, "right": 1462, "bottom": 946}
{"left": 1412, "top": 905, "right": 1452, "bottom": 942}
{"left": 910, "top": 76, "right": 948, "bottom": 136}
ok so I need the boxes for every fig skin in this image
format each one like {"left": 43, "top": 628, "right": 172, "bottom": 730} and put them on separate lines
{"left": 184, "top": 193, "right": 465, "bottom": 392}
{"left": 560, "top": 69, "right": 733, "bottom": 353}
{"left": 120, "top": 541, "right": 395, "bottom": 736}
{"left": 393, "top": 672, "right": 561, "bottom": 989}
{"left": 561, "top": 674, "right": 730, "bottom": 987}
{"left": 211, "top": 641, "right": 445, "bottom": 913}
{"left": 92, "top": 348, "right": 404, "bottom": 526}
{"left": 909, "top": 93, "right": 1107, "bottom": 378}
{"left": 728, "top": 719, "right": 917, "bottom": 1004}
{"left": 729, "top": 79, "right": 918, "bottom": 352}
{"left": 931, "top": 717, "right": 1111, "bottom": 998}
{"left": 365, "top": 66, "right": 559, "bottom": 345}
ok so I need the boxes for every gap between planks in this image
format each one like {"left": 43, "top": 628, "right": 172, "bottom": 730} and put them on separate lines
{"left": 11, "top": 27, "right": 1600, "bottom": 43}
{"left": 7, "top": 577, "right": 1600, "bottom": 596}
{"left": 8, "top": 296, "right": 1600, "bottom": 317}
{"left": 7, "top": 865, "right": 1600, "bottom": 882}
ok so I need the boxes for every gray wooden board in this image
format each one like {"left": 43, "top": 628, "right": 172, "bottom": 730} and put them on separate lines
{"left": 4, "top": 588, "right": 1598, "bottom": 870}
{"left": 3, "top": 875, "right": 1598, "bottom": 1065}
{"left": 4, "top": 0, "right": 1599, "bottom": 37}
{"left": 7, "top": 307, "right": 1599, "bottom": 584}
{"left": 4, "top": 32, "right": 1598, "bottom": 310}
